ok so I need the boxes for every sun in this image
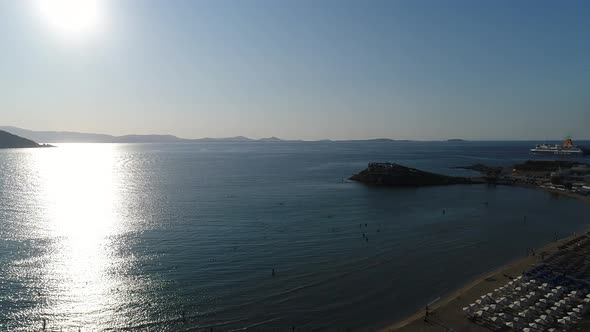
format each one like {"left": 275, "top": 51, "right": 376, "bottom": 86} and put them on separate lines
{"left": 34, "top": 0, "right": 106, "bottom": 40}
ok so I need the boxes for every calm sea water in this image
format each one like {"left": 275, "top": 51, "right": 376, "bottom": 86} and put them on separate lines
{"left": 1, "top": 141, "right": 590, "bottom": 331}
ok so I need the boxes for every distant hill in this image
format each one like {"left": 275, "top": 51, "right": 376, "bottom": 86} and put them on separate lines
{"left": 447, "top": 139, "right": 466, "bottom": 142}
{"left": 114, "top": 134, "right": 185, "bottom": 143}
{"left": 0, "top": 126, "right": 260, "bottom": 143}
{"left": 197, "top": 136, "right": 254, "bottom": 142}
{"left": 259, "top": 136, "right": 282, "bottom": 142}
{"left": 0, "top": 126, "right": 410, "bottom": 143}
{"left": 0, "top": 130, "right": 52, "bottom": 149}
{"left": 0, "top": 126, "right": 114, "bottom": 143}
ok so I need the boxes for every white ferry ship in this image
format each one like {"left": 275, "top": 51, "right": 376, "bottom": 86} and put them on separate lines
{"left": 530, "top": 138, "right": 585, "bottom": 155}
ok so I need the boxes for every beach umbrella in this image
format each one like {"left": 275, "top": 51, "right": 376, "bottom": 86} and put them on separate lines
{"left": 529, "top": 279, "right": 536, "bottom": 283}
{"left": 558, "top": 318, "right": 573, "bottom": 328}
{"left": 504, "top": 322, "right": 514, "bottom": 329}
{"left": 539, "top": 315, "right": 553, "bottom": 324}
{"left": 584, "top": 298, "right": 590, "bottom": 303}
{"left": 489, "top": 304, "right": 497, "bottom": 311}
{"left": 537, "top": 299, "right": 549, "bottom": 309}
{"left": 512, "top": 317, "right": 524, "bottom": 328}
{"left": 474, "top": 310, "right": 484, "bottom": 317}
{"left": 568, "top": 311, "right": 581, "bottom": 320}
{"left": 475, "top": 299, "right": 482, "bottom": 305}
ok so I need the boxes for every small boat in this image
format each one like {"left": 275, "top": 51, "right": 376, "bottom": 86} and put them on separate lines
{"left": 530, "top": 138, "right": 585, "bottom": 155}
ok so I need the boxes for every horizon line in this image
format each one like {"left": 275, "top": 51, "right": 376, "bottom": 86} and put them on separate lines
{"left": 2, "top": 126, "right": 589, "bottom": 143}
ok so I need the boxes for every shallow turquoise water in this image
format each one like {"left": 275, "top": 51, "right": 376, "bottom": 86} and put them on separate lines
{"left": 1, "top": 141, "right": 589, "bottom": 330}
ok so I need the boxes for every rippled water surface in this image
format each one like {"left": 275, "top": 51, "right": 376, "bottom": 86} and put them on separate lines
{"left": 1, "top": 141, "right": 590, "bottom": 330}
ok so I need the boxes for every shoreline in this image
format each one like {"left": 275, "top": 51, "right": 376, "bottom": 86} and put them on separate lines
{"left": 381, "top": 186, "right": 590, "bottom": 332}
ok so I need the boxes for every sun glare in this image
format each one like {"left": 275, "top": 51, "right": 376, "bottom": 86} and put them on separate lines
{"left": 34, "top": 0, "right": 106, "bottom": 40}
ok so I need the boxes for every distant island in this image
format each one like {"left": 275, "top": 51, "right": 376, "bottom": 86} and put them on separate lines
{"left": 0, "top": 130, "right": 53, "bottom": 149}
{"left": 350, "top": 162, "right": 481, "bottom": 186}
{"left": 0, "top": 126, "right": 417, "bottom": 144}
{"left": 447, "top": 139, "right": 466, "bottom": 142}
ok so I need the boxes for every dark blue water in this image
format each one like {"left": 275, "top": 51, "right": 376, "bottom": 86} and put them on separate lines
{"left": 1, "top": 141, "right": 589, "bottom": 331}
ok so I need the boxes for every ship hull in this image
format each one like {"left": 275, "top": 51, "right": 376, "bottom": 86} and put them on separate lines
{"left": 530, "top": 149, "right": 584, "bottom": 155}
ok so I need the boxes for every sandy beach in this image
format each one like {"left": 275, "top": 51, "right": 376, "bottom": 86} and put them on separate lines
{"left": 382, "top": 188, "right": 590, "bottom": 332}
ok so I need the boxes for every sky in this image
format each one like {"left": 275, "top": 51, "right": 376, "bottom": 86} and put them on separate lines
{"left": 1, "top": 0, "right": 589, "bottom": 140}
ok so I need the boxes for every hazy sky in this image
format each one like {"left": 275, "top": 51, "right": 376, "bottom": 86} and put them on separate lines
{"left": 1, "top": 0, "right": 589, "bottom": 140}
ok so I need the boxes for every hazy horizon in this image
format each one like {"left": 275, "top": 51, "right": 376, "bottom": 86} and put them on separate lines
{"left": 3, "top": 124, "right": 590, "bottom": 142}
{"left": 2, "top": 1, "right": 589, "bottom": 140}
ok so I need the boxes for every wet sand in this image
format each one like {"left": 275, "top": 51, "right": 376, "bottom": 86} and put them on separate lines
{"left": 382, "top": 188, "right": 590, "bottom": 332}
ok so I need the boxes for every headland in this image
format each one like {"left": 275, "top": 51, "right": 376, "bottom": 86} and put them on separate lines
{"left": 0, "top": 130, "right": 53, "bottom": 149}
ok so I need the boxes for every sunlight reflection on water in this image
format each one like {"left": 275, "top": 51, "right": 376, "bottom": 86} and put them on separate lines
{"left": 34, "top": 144, "right": 124, "bottom": 328}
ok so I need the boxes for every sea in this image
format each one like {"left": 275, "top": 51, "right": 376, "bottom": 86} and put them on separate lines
{"left": 1, "top": 140, "right": 590, "bottom": 331}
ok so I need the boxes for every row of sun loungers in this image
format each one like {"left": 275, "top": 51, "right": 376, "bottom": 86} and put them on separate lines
{"left": 463, "top": 234, "right": 590, "bottom": 331}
